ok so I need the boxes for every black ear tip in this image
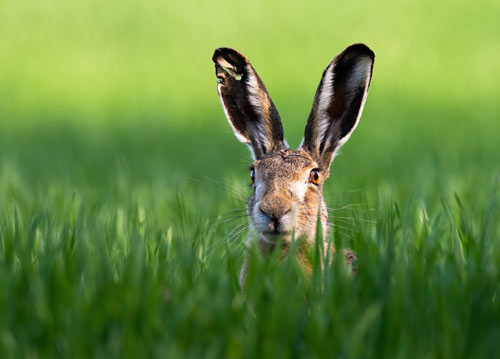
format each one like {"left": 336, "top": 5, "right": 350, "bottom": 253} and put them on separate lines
{"left": 343, "top": 43, "right": 375, "bottom": 61}
{"left": 212, "top": 47, "right": 233, "bottom": 61}
{"left": 212, "top": 47, "right": 248, "bottom": 67}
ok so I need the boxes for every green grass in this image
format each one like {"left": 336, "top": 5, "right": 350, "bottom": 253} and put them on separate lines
{"left": 1, "top": 0, "right": 500, "bottom": 357}
{"left": 0, "top": 119, "right": 498, "bottom": 358}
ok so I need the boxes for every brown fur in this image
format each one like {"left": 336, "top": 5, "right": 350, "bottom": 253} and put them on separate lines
{"left": 212, "top": 45, "right": 374, "bottom": 286}
{"left": 239, "top": 148, "right": 353, "bottom": 285}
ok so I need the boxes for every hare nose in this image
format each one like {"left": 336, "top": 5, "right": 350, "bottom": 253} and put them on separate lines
{"left": 258, "top": 203, "right": 292, "bottom": 223}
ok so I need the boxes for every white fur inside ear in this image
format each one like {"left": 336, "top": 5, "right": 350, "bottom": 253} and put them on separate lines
{"left": 316, "top": 64, "right": 335, "bottom": 149}
{"left": 217, "top": 83, "right": 257, "bottom": 159}
{"left": 246, "top": 66, "right": 272, "bottom": 151}
{"left": 215, "top": 57, "right": 237, "bottom": 73}
{"left": 335, "top": 57, "right": 372, "bottom": 148}
{"left": 347, "top": 57, "right": 371, "bottom": 89}
{"left": 217, "top": 84, "right": 251, "bottom": 144}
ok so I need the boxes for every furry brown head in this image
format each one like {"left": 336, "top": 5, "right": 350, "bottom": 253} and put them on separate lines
{"left": 212, "top": 44, "right": 375, "bottom": 281}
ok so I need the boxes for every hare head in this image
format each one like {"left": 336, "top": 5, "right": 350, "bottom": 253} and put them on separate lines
{"left": 212, "top": 44, "right": 374, "bottom": 265}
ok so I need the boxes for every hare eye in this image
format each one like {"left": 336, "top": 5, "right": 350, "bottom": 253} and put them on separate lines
{"left": 310, "top": 169, "right": 320, "bottom": 185}
{"left": 250, "top": 168, "right": 255, "bottom": 184}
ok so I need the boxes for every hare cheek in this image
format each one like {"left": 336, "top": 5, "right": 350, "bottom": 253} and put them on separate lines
{"left": 250, "top": 183, "right": 264, "bottom": 226}
{"left": 289, "top": 182, "right": 307, "bottom": 202}
{"left": 285, "top": 182, "right": 307, "bottom": 232}
{"left": 251, "top": 203, "right": 269, "bottom": 232}
{"left": 253, "top": 182, "right": 264, "bottom": 199}
{"left": 279, "top": 209, "right": 295, "bottom": 234}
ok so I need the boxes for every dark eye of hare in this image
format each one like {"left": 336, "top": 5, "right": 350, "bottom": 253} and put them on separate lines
{"left": 310, "top": 169, "right": 320, "bottom": 185}
{"left": 250, "top": 168, "right": 255, "bottom": 184}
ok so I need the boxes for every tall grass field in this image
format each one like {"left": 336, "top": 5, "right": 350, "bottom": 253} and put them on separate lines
{"left": 0, "top": 0, "right": 499, "bottom": 358}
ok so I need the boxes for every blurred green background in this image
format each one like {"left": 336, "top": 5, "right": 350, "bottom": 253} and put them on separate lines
{"left": 0, "top": 0, "right": 499, "bottom": 357}
{"left": 0, "top": 0, "right": 499, "bottom": 186}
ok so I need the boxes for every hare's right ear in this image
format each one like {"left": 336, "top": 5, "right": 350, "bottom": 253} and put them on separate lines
{"left": 213, "top": 48, "right": 287, "bottom": 159}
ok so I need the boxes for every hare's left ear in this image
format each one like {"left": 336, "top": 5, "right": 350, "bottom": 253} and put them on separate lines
{"left": 301, "top": 44, "right": 374, "bottom": 171}
{"left": 213, "top": 48, "right": 287, "bottom": 160}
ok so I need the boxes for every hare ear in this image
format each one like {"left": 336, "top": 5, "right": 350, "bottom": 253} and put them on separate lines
{"left": 301, "top": 44, "right": 374, "bottom": 170}
{"left": 213, "top": 48, "right": 287, "bottom": 159}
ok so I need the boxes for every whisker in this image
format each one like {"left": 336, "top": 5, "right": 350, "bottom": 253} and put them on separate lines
{"left": 334, "top": 216, "right": 377, "bottom": 224}
{"left": 209, "top": 214, "right": 249, "bottom": 228}
{"left": 333, "top": 215, "right": 355, "bottom": 220}
{"left": 334, "top": 218, "right": 356, "bottom": 226}
{"left": 208, "top": 208, "right": 247, "bottom": 223}
{"left": 214, "top": 213, "right": 248, "bottom": 225}
{"left": 327, "top": 203, "right": 369, "bottom": 211}
{"left": 206, "top": 224, "right": 246, "bottom": 250}
{"left": 220, "top": 207, "right": 248, "bottom": 214}
{"left": 205, "top": 224, "right": 249, "bottom": 258}
{"left": 330, "top": 223, "right": 355, "bottom": 232}
{"left": 220, "top": 224, "right": 247, "bottom": 241}
{"left": 330, "top": 226, "right": 355, "bottom": 240}
{"left": 204, "top": 176, "right": 250, "bottom": 203}
{"left": 345, "top": 188, "right": 364, "bottom": 193}
{"left": 323, "top": 188, "right": 364, "bottom": 196}
{"left": 225, "top": 225, "right": 249, "bottom": 243}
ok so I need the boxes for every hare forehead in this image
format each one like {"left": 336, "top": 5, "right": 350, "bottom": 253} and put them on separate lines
{"left": 256, "top": 150, "right": 316, "bottom": 182}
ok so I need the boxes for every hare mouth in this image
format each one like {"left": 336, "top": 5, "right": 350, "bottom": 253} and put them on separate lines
{"left": 261, "top": 230, "right": 292, "bottom": 243}
{"left": 263, "top": 230, "right": 290, "bottom": 235}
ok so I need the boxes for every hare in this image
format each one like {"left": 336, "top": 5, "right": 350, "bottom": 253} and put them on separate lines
{"left": 212, "top": 44, "right": 374, "bottom": 285}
